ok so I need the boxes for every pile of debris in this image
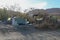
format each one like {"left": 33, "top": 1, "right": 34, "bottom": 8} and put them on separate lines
{"left": 33, "top": 14, "right": 60, "bottom": 29}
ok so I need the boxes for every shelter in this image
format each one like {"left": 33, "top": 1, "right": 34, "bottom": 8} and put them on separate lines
{"left": 12, "top": 17, "right": 28, "bottom": 26}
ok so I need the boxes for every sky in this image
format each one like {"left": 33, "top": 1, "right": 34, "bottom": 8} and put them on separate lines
{"left": 0, "top": 0, "right": 60, "bottom": 11}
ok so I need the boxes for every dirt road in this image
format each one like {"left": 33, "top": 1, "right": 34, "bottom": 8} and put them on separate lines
{"left": 0, "top": 24, "right": 60, "bottom": 40}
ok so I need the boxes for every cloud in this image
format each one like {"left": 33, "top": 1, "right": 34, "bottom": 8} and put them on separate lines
{"left": 0, "top": 0, "right": 47, "bottom": 11}
{"left": 32, "top": 2, "right": 47, "bottom": 9}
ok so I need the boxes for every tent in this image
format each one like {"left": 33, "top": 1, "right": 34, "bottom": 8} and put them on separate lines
{"left": 12, "top": 17, "right": 27, "bottom": 25}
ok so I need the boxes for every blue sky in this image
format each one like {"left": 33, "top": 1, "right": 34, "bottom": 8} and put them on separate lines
{"left": 45, "top": 0, "right": 60, "bottom": 8}
{"left": 29, "top": 0, "right": 60, "bottom": 9}
{"left": 0, "top": 0, "right": 60, "bottom": 11}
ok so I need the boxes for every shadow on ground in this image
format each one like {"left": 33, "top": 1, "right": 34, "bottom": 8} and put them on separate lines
{"left": 14, "top": 25, "right": 60, "bottom": 36}
{"left": 0, "top": 24, "right": 60, "bottom": 36}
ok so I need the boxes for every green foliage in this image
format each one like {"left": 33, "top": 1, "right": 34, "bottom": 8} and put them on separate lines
{"left": 0, "top": 8, "right": 10, "bottom": 21}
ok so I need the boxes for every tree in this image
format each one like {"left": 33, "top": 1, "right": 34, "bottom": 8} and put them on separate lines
{"left": 0, "top": 8, "right": 8, "bottom": 21}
